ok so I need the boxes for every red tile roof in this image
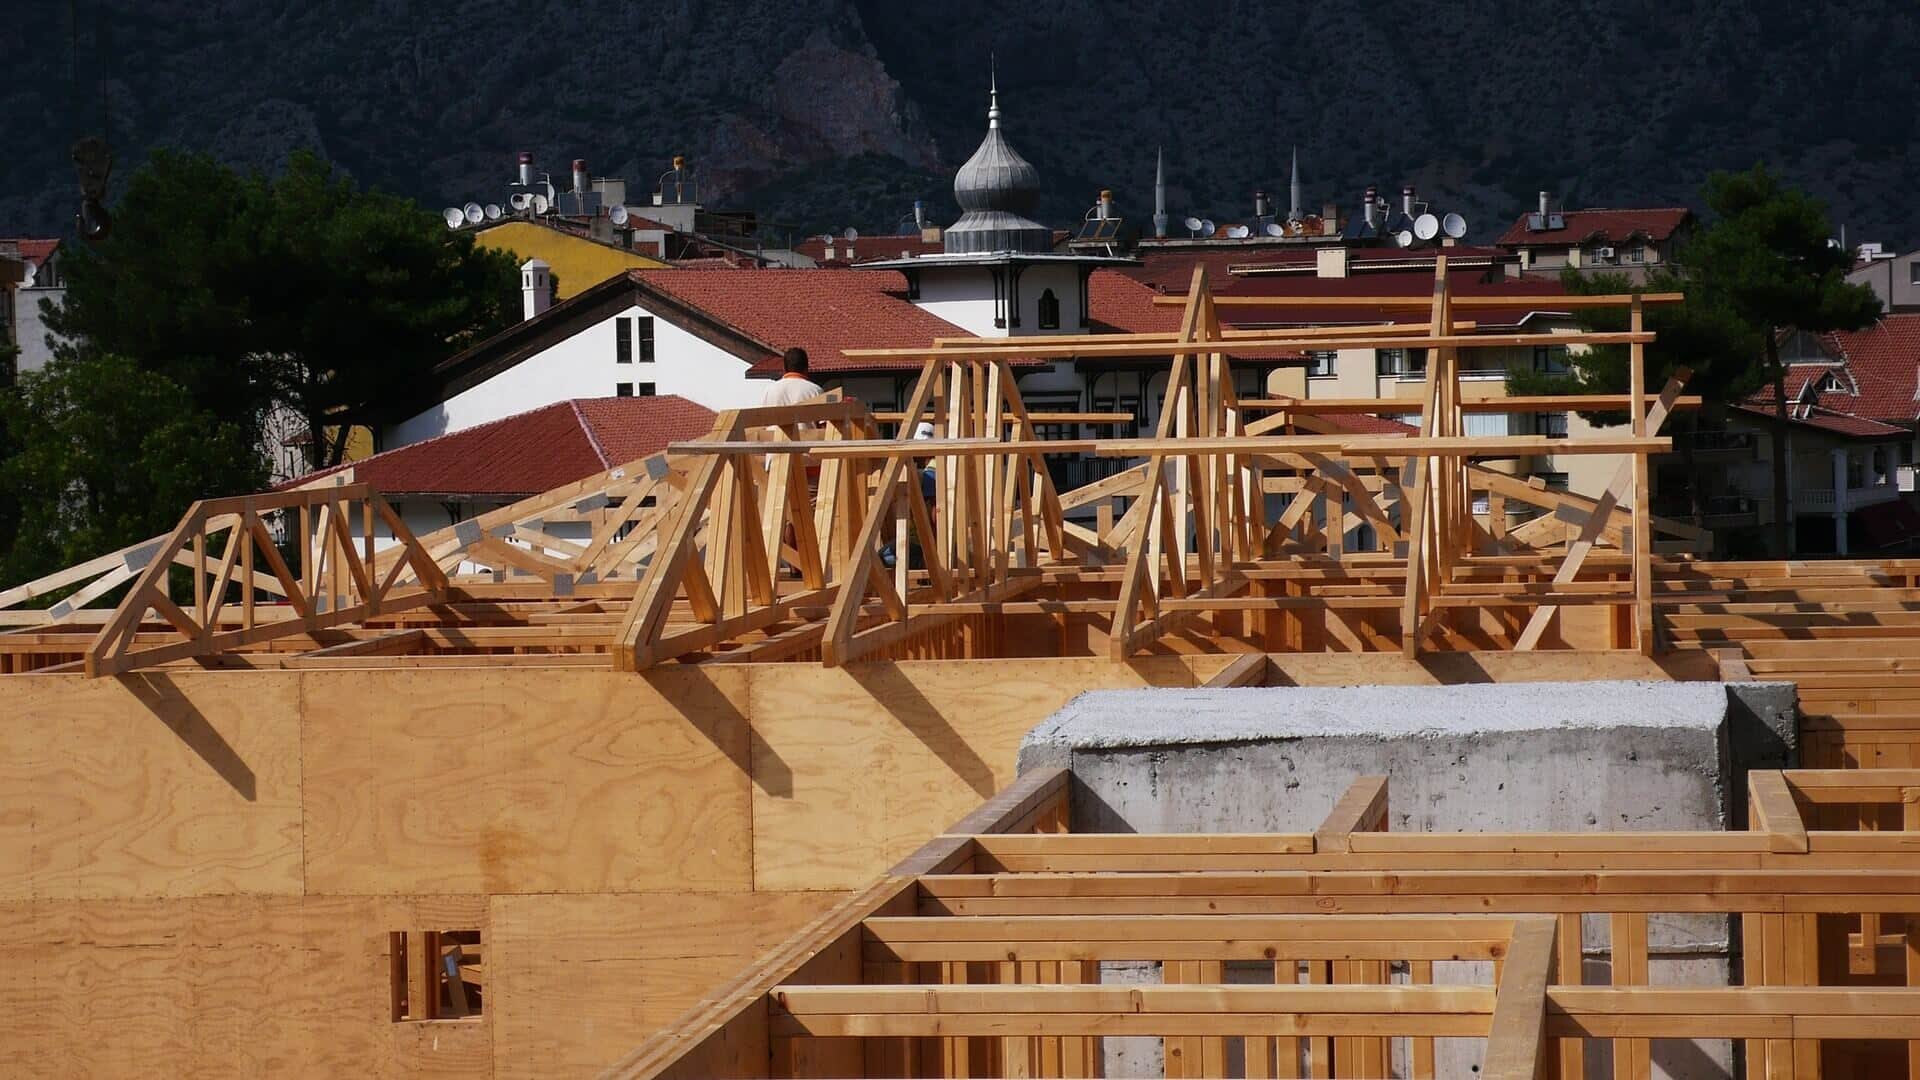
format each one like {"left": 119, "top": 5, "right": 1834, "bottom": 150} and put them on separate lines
{"left": 1731, "top": 402, "right": 1910, "bottom": 440}
{"left": 1813, "top": 314, "right": 1920, "bottom": 423}
{"left": 630, "top": 268, "right": 973, "bottom": 376}
{"left": 1194, "top": 269, "right": 1577, "bottom": 330}
{"left": 794, "top": 233, "right": 946, "bottom": 266}
{"left": 1323, "top": 412, "right": 1419, "bottom": 436}
{"left": 1122, "top": 246, "right": 1514, "bottom": 295}
{"left": 1495, "top": 207, "right": 1692, "bottom": 248}
{"left": 1086, "top": 270, "right": 1182, "bottom": 335}
{"left": 297, "top": 396, "right": 715, "bottom": 497}
{"left": 1745, "top": 314, "right": 1920, "bottom": 430}
{"left": 0, "top": 238, "right": 58, "bottom": 273}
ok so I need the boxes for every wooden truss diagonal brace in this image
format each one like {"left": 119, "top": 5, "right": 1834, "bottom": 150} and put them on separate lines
{"left": 1513, "top": 368, "right": 1692, "bottom": 651}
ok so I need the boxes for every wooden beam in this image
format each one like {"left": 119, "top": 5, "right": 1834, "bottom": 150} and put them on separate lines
{"left": 1314, "top": 775, "right": 1390, "bottom": 853}
{"left": 1481, "top": 915, "right": 1558, "bottom": 1080}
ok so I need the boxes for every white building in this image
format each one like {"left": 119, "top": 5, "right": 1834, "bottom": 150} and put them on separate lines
{"left": 0, "top": 238, "right": 65, "bottom": 376}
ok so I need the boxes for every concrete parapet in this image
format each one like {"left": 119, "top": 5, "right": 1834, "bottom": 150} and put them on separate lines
{"left": 1017, "top": 679, "right": 1777, "bottom": 1079}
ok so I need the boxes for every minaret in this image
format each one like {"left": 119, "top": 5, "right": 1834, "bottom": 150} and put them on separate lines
{"left": 1152, "top": 146, "right": 1169, "bottom": 239}
{"left": 1289, "top": 145, "right": 1302, "bottom": 221}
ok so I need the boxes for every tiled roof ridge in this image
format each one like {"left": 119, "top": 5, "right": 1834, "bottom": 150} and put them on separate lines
{"left": 569, "top": 399, "right": 615, "bottom": 469}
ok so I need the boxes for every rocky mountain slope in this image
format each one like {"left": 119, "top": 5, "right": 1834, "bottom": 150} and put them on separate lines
{"left": 4, "top": 1, "right": 1917, "bottom": 247}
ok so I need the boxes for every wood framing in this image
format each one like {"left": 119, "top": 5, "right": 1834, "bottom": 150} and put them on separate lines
{"left": 618, "top": 767, "right": 1920, "bottom": 1079}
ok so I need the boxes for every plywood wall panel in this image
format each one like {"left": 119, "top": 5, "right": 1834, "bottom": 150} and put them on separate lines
{"left": 0, "top": 895, "right": 488, "bottom": 1078}
{"left": 488, "top": 890, "right": 841, "bottom": 1078}
{"left": 300, "top": 669, "right": 754, "bottom": 896}
{"left": 0, "top": 672, "right": 304, "bottom": 902}
{"left": 746, "top": 658, "right": 1202, "bottom": 890}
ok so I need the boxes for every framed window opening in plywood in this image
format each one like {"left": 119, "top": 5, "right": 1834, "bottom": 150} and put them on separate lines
{"left": 389, "top": 929, "right": 484, "bottom": 1022}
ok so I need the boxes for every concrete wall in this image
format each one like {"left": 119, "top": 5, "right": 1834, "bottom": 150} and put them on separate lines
{"left": 1019, "top": 679, "right": 1793, "bottom": 1080}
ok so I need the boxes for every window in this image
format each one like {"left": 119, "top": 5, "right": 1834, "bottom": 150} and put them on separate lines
{"left": 390, "top": 930, "right": 483, "bottom": 1021}
{"left": 1626, "top": 245, "right": 1646, "bottom": 264}
{"left": 1909, "top": 261, "right": 1920, "bottom": 286}
{"left": 1037, "top": 289, "right": 1060, "bottom": 330}
{"left": 637, "top": 316, "right": 655, "bottom": 363}
{"left": 1532, "top": 344, "right": 1570, "bottom": 375}
{"left": 616, "top": 383, "right": 633, "bottom": 397}
{"left": 615, "top": 317, "right": 632, "bottom": 363}
{"left": 1375, "top": 347, "right": 1427, "bottom": 378}
{"left": 1537, "top": 411, "right": 1569, "bottom": 437}
{"left": 1306, "top": 350, "right": 1336, "bottom": 378}
{"left": 637, "top": 382, "right": 656, "bottom": 396}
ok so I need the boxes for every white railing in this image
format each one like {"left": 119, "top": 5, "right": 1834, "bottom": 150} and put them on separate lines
{"left": 1798, "top": 483, "right": 1901, "bottom": 513}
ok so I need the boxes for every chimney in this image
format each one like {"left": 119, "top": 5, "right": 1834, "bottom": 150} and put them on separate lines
{"left": 517, "top": 151, "right": 533, "bottom": 187}
{"left": 1362, "top": 186, "right": 1378, "bottom": 229}
{"left": 520, "top": 258, "right": 552, "bottom": 321}
{"left": 1402, "top": 186, "right": 1416, "bottom": 218}
{"left": 1321, "top": 201, "right": 1339, "bottom": 235}
{"left": 1098, "top": 189, "right": 1115, "bottom": 221}
{"left": 573, "top": 159, "right": 590, "bottom": 194}
{"left": 1254, "top": 190, "right": 1269, "bottom": 220}
{"left": 913, "top": 199, "right": 926, "bottom": 230}
{"left": 1539, "top": 191, "right": 1551, "bottom": 217}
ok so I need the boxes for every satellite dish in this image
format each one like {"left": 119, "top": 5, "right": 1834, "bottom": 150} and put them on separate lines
{"left": 609, "top": 205, "right": 630, "bottom": 226}
{"left": 483, "top": 203, "right": 503, "bottom": 221}
{"left": 1227, "top": 224, "right": 1250, "bottom": 239}
{"left": 463, "top": 202, "right": 485, "bottom": 225}
{"left": 1183, "top": 216, "right": 1203, "bottom": 233}
{"left": 842, "top": 226, "right": 859, "bottom": 241}
{"left": 1264, "top": 222, "right": 1285, "bottom": 237}
{"left": 1442, "top": 212, "right": 1467, "bottom": 239}
{"left": 443, "top": 207, "right": 466, "bottom": 230}
{"left": 1199, "top": 218, "right": 1216, "bottom": 237}
{"left": 1414, "top": 213, "right": 1440, "bottom": 241}
{"left": 1395, "top": 229, "right": 1415, "bottom": 248}
{"left": 509, "top": 192, "right": 531, "bottom": 211}
{"left": 531, "top": 194, "right": 550, "bottom": 214}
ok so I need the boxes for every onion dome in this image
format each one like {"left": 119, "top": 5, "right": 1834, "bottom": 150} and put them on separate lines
{"left": 944, "top": 73, "right": 1053, "bottom": 255}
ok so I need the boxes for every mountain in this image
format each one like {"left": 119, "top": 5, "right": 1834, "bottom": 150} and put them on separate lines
{"left": 4, "top": 1, "right": 1918, "bottom": 249}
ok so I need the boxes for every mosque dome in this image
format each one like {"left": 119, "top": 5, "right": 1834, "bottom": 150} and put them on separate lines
{"left": 944, "top": 76, "right": 1054, "bottom": 255}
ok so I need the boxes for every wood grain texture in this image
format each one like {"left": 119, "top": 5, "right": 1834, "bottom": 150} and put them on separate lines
{"left": 0, "top": 895, "right": 488, "bottom": 1078}
{"left": 746, "top": 658, "right": 1203, "bottom": 891}
{"left": 488, "top": 891, "right": 841, "bottom": 1078}
{"left": 301, "top": 668, "right": 754, "bottom": 895}
{"left": 0, "top": 672, "right": 304, "bottom": 901}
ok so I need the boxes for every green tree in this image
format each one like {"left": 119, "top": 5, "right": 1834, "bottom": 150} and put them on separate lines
{"left": 1509, "top": 165, "right": 1880, "bottom": 555}
{"left": 1682, "top": 166, "right": 1880, "bottom": 556}
{"left": 0, "top": 352, "right": 263, "bottom": 586}
{"left": 45, "top": 149, "right": 520, "bottom": 471}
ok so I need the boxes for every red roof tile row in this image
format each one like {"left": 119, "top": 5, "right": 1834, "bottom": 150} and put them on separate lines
{"left": 629, "top": 268, "right": 974, "bottom": 375}
{"left": 1744, "top": 314, "right": 1920, "bottom": 436}
{"left": 299, "top": 396, "right": 716, "bottom": 497}
{"left": 1495, "top": 208, "right": 1691, "bottom": 248}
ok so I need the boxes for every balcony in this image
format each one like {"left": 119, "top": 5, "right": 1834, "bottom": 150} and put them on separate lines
{"left": 1798, "top": 481, "right": 1902, "bottom": 514}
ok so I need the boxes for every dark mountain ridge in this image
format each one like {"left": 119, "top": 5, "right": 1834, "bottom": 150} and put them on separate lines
{"left": 4, "top": 1, "right": 1917, "bottom": 249}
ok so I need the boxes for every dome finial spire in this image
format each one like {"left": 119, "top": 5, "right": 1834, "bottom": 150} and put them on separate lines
{"left": 987, "top": 54, "right": 1000, "bottom": 129}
